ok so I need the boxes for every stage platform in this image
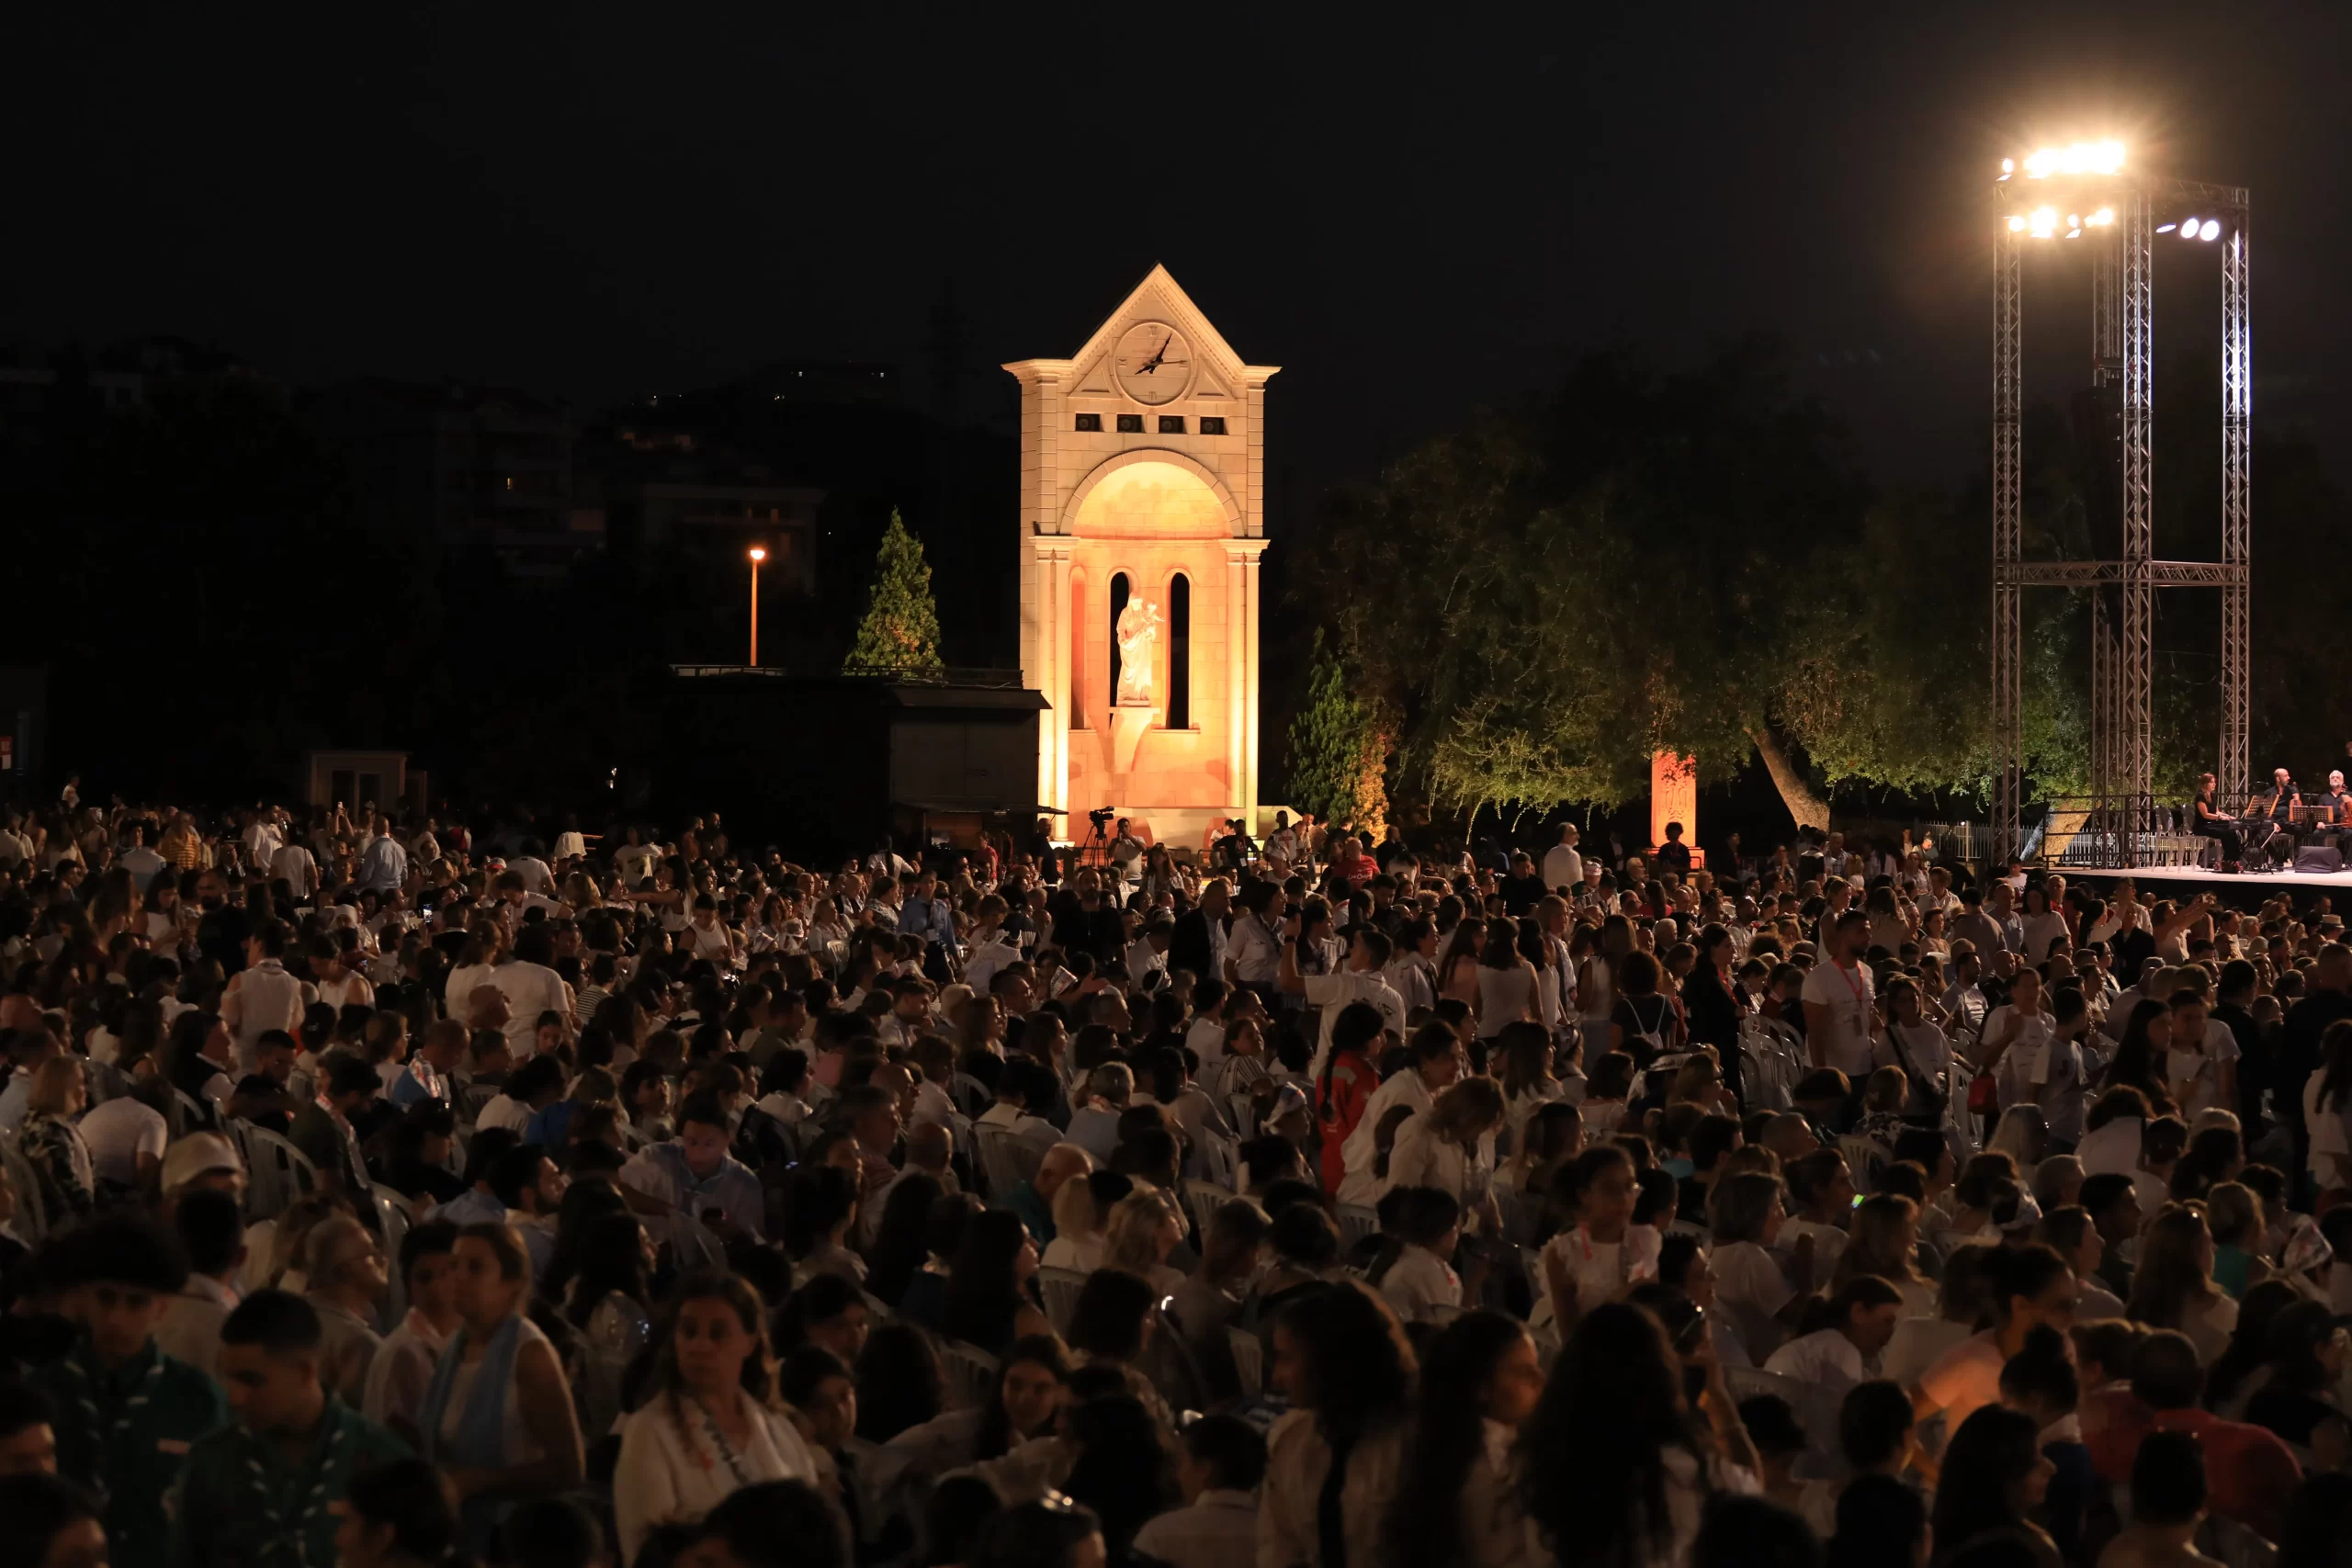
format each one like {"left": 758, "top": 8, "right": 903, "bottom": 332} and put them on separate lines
{"left": 2052, "top": 863, "right": 2352, "bottom": 901}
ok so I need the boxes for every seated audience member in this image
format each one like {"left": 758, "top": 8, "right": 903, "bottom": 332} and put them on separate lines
{"left": 2085, "top": 1328, "right": 2301, "bottom": 1542}
{"left": 170, "top": 1290, "right": 410, "bottom": 1568}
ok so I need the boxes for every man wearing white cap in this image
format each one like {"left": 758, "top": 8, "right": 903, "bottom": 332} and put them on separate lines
{"left": 159, "top": 1133, "right": 280, "bottom": 1296}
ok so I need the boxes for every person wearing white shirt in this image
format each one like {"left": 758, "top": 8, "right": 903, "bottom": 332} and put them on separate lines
{"left": 1224, "top": 889, "right": 1283, "bottom": 994}
{"left": 220, "top": 924, "right": 310, "bottom": 1068}
{"left": 79, "top": 1076, "right": 170, "bottom": 1190}
{"left": 241, "top": 811, "right": 283, "bottom": 874}
{"left": 1279, "top": 922, "right": 1406, "bottom": 1078}
{"left": 611, "top": 1279, "right": 823, "bottom": 1563}
{"left": 1130, "top": 1416, "right": 1262, "bottom": 1568}
{"left": 1541, "top": 825, "right": 1585, "bottom": 894}
{"left": 1383, "top": 920, "right": 1440, "bottom": 1018}
{"left": 1761, "top": 1275, "right": 1903, "bottom": 1393}
{"left": 975, "top": 1066, "right": 1062, "bottom": 1157}
{"left": 1874, "top": 978, "right": 1954, "bottom": 1118}
{"left": 492, "top": 929, "right": 573, "bottom": 1054}
{"left": 2165, "top": 993, "right": 2240, "bottom": 1122}
{"left": 962, "top": 904, "right": 1022, "bottom": 997}
{"left": 154, "top": 1187, "right": 244, "bottom": 1377}
{"left": 117, "top": 826, "right": 166, "bottom": 887}
{"left": 1981, "top": 968, "right": 2057, "bottom": 1111}
{"left": 269, "top": 839, "right": 319, "bottom": 899}
{"left": 1800, "top": 909, "right": 1877, "bottom": 1077}
{"left": 1374, "top": 1189, "right": 1469, "bottom": 1325}
{"left": 1339, "top": 1032, "right": 1458, "bottom": 1203}
{"left": 1182, "top": 987, "right": 1234, "bottom": 1070}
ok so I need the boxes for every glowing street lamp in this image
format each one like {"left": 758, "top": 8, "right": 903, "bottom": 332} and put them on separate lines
{"left": 747, "top": 546, "right": 767, "bottom": 666}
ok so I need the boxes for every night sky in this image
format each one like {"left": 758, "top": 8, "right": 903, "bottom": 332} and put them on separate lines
{"left": 13, "top": 3, "right": 2351, "bottom": 509}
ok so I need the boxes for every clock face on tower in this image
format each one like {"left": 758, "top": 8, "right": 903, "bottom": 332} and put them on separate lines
{"left": 1114, "top": 322, "right": 1192, "bottom": 406}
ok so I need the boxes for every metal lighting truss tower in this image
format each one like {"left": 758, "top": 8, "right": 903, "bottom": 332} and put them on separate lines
{"left": 1990, "top": 143, "right": 2250, "bottom": 863}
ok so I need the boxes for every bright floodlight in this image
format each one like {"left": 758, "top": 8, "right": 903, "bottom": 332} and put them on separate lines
{"left": 2028, "top": 207, "right": 2058, "bottom": 238}
{"left": 2200, "top": 219, "right": 2222, "bottom": 241}
{"left": 2020, "top": 140, "right": 2126, "bottom": 178}
{"left": 2008, "top": 215, "right": 2027, "bottom": 232}
{"left": 2180, "top": 217, "right": 2200, "bottom": 240}
{"left": 2090, "top": 208, "right": 2115, "bottom": 226}
{"left": 748, "top": 547, "right": 767, "bottom": 562}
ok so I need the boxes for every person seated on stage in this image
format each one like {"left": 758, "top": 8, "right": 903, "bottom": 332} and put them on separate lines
{"left": 2191, "top": 773, "right": 2243, "bottom": 869}
{"left": 2321, "top": 770, "right": 2352, "bottom": 847}
{"left": 2241, "top": 768, "right": 2301, "bottom": 856}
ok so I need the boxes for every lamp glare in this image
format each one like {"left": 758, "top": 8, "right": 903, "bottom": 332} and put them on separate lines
{"left": 2019, "top": 140, "right": 2126, "bottom": 179}
{"left": 2180, "top": 218, "right": 2199, "bottom": 240}
{"left": 2200, "top": 219, "right": 2222, "bottom": 242}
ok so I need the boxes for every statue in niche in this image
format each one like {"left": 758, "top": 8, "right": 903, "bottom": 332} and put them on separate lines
{"left": 1114, "top": 597, "right": 1161, "bottom": 705}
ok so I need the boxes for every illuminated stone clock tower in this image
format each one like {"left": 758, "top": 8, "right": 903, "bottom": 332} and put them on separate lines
{"left": 1005, "top": 265, "right": 1278, "bottom": 849}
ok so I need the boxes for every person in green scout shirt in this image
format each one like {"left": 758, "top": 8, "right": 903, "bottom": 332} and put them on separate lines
{"left": 171, "top": 1290, "right": 409, "bottom": 1568}
{"left": 30, "top": 1215, "right": 227, "bottom": 1568}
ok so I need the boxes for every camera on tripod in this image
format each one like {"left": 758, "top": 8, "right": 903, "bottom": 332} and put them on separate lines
{"left": 1088, "top": 807, "right": 1117, "bottom": 830}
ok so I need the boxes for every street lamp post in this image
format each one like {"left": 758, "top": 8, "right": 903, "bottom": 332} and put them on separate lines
{"left": 747, "top": 546, "right": 767, "bottom": 666}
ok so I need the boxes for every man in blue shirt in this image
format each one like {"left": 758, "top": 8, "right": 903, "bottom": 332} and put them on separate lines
{"left": 617, "top": 1091, "right": 765, "bottom": 1238}
{"left": 357, "top": 815, "right": 408, "bottom": 894}
{"left": 897, "top": 870, "right": 957, "bottom": 981}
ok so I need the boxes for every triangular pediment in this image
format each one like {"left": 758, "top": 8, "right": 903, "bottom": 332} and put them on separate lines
{"left": 1012, "top": 265, "right": 1278, "bottom": 392}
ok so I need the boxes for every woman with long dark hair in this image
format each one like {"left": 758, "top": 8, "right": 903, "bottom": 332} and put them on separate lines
{"left": 1260, "top": 1280, "right": 1415, "bottom": 1568}
{"left": 1681, "top": 924, "right": 1748, "bottom": 1110}
{"left": 1510, "top": 1299, "right": 1759, "bottom": 1568}
{"left": 851, "top": 1323, "right": 942, "bottom": 1445}
{"left": 1058, "top": 1394, "right": 1179, "bottom": 1567}
{"left": 2098, "top": 998, "right": 2177, "bottom": 1112}
{"left": 2126, "top": 1202, "right": 2238, "bottom": 1363}
{"left": 1383, "top": 1312, "right": 1544, "bottom": 1568}
{"left": 2241, "top": 1299, "right": 2352, "bottom": 1463}
{"left": 1476, "top": 917, "right": 1540, "bottom": 1043}
{"left": 1929, "top": 1404, "right": 2060, "bottom": 1567}
{"left": 2307, "top": 1018, "right": 2352, "bottom": 1200}
{"left": 865, "top": 1335, "right": 1071, "bottom": 1501}
{"left": 781, "top": 1163, "right": 865, "bottom": 1289}
{"left": 862, "top": 1173, "right": 948, "bottom": 1310}
{"left": 938, "top": 1208, "right": 1051, "bottom": 1355}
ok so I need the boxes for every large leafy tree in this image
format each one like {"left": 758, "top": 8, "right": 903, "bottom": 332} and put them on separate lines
{"left": 1294, "top": 343, "right": 1991, "bottom": 828}
{"left": 842, "top": 510, "right": 944, "bottom": 673}
{"left": 1284, "top": 630, "right": 1389, "bottom": 831}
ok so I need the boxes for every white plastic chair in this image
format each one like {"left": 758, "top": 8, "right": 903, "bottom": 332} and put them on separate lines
{"left": 241, "top": 1125, "right": 321, "bottom": 1222}
{"left": 1183, "top": 1179, "right": 1230, "bottom": 1238}
{"left": 1194, "top": 1129, "right": 1238, "bottom": 1190}
{"left": 1, "top": 1143, "right": 50, "bottom": 1243}
{"left": 1035, "top": 1266, "right": 1089, "bottom": 1334}
{"left": 1227, "top": 1327, "right": 1263, "bottom": 1397}
{"left": 1335, "top": 1203, "right": 1381, "bottom": 1250}
{"left": 936, "top": 1340, "right": 1001, "bottom": 1411}
{"left": 372, "top": 1185, "right": 413, "bottom": 1324}
{"left": 973, "top": 1129, "right": 1030, "bottom": 1200}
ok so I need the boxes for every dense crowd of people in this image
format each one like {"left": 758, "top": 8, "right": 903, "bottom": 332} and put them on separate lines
{"left": 3, "top": 797, "right": 2352, "bottom": 1568}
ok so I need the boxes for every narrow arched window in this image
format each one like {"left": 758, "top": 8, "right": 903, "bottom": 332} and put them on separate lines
{"left": 1109, "top": 572, "right": 1130, "bottom": 705}
{"left": 1169, "top": 573, "right": 1192, "bottom": 728}
{"left": 1069, "top": 575, "right": 1088, "bottom": 728}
